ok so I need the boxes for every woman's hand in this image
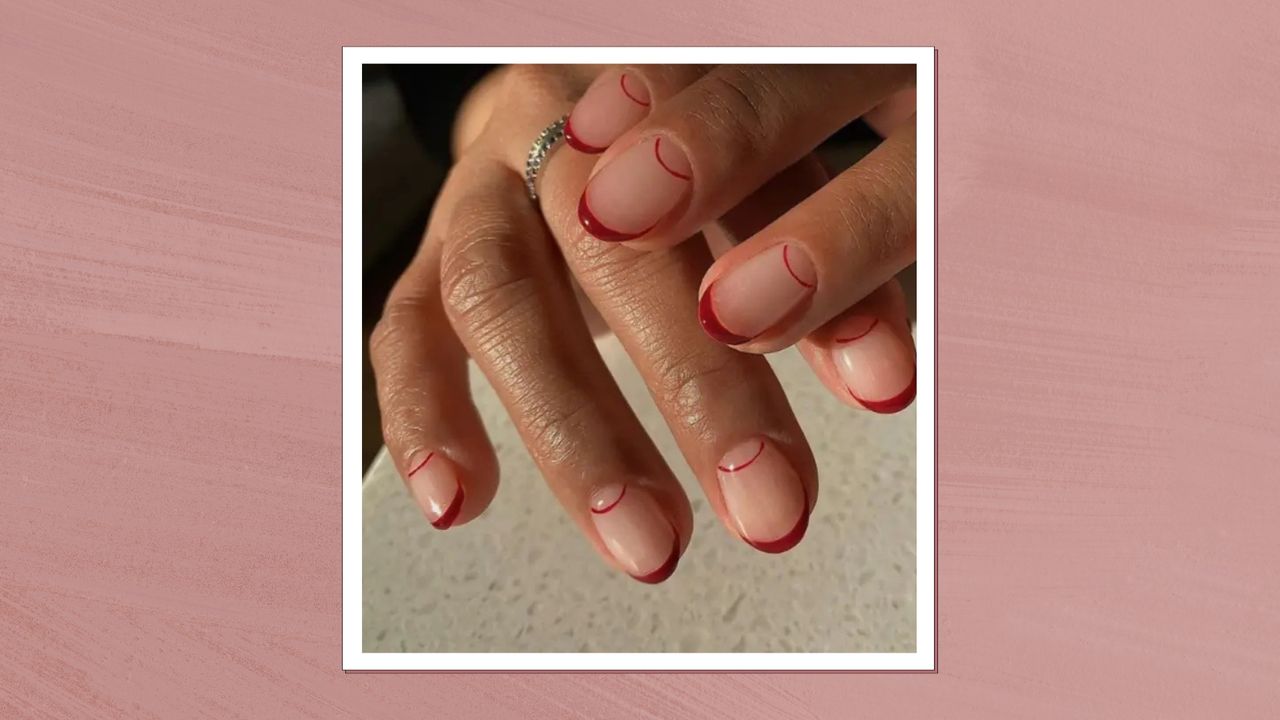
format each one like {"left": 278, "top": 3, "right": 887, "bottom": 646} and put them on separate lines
{"left": 568, "top": 65, "right": 918, "bottom": 412}
{"left": 369, "top": 65, "right": 819, "bottom": 584}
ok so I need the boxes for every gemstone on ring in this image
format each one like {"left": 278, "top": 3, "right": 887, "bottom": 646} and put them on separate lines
{"left": 524, "top": 114, "right": 568, "bottom": 202}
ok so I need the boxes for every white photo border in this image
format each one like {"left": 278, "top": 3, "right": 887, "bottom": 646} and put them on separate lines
{"left": 343, "top": 46, "right": 936, "bottom": 671}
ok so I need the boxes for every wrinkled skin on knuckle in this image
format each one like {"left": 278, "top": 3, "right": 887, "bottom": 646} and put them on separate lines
{"left": 515, "top": 385, "right": 598, "bottom": 468}
{"left": 575, "top": 240, "right": 689, "bottom": 304}
{"left": 833, "top": 144, "right": 916, "bottom": 268}
{"left": 688, "top": 68, "right": 785, "bottom": 161}
{"left": 439, "top": 204, "right": 542, "bottom": 356}
{"left": 648, "top": 344, "right": 742, "bottom": 437}
{"left": 497, "top": 64, "right": 581, "bottom": 110}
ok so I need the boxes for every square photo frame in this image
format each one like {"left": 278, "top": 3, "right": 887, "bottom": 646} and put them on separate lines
{"left": 343, "top": 46, "right": 936, "bottom": 671}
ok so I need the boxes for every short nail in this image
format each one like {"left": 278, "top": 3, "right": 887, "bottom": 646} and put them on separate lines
{"left": 565, "top": 71, "right": 650, "bottom": 154}
{"left": 833, "top": 316, "right": 917, "bottom": 413}
{"left": 589, "top": 482, "right": 680, "bottom": 583}
{"left": 579, "top": 135, "right": 691, "bottom": 241}
{"left": 405, "top": 451, "right": 465, "bottom": 530}
{"left": 716, "top": 437, "right": 809, "bottom": 554}
{"left": 699, "top": 243, "right": 816, "bottom": 345}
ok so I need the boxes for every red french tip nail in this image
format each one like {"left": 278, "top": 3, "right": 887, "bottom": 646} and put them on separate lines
{"left": 564, "top": 117, "right": 606, "bottom": 154}
{"left": 578, "top": 193, "right": 645, "bottom": 242}
{"left": 630, "top": 534, "right": 680, "bottom": 584}
{"left": 430, "top": 479, "right": 465, "bottom": 530}
{"left": 742, "top": 484, "right": 810, "bottom": 554}
{"left": 698, "top": 285, "right": 753, "bottom": 345}
{"left": 849, "top": 371, "right": 917, "bottom": 414}
{"left": 745, "top": 505, "right": 809, "bottom": 555}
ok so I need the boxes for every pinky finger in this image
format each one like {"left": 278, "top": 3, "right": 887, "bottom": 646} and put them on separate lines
{"left": 369, "top": 251, "right": 499, "bottom": 529}
{"left": 797, "top": 279, "right": 917, "bottom": 414}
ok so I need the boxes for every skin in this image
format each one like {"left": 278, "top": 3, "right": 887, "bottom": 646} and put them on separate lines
{"left": 572, "top": 64, "right": 918, "bottom": 405}
{"left": 369, "top": 65, "right": 917, "bottom": 582}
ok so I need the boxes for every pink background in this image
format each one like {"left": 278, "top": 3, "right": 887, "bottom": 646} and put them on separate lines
{"left": 3, "top": 0, "right": 1278, "bottom": 717}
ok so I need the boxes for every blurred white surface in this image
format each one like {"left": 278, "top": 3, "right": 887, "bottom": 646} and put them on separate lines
{"left": 362, "top": 335, "right": 916, "bottom": 652}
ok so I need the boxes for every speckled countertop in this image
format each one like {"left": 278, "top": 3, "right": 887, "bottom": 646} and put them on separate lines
{"left": 362, "top": 335, "right": 916, "bottom": 653}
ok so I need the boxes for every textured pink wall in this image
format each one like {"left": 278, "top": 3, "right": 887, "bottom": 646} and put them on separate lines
{"left": 2, "top": 0, "right": 1278, "bottom": 717}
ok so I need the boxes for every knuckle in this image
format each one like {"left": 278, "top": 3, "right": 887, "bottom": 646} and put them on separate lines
{"left": 439, "top": 204, "right": 540, "bottom": 344}
{"left": 649, "top": 344, "right": 740, "bottom": 431}
{"left": 500, "top": 64, "right": 569, "bottom": 105}
{"left": 567, "top": 234, "right": 681, "bottom": 299}
{"left": 833, "top": 156, "right": 916, "bottom": 264}
{"left": 687, "top": 69, "right": 781, "bottom": 159}
{"left": 519, "top": 392, "right": 595, "bottom": 466}
{"left": 368, "top": 296, "right": 426, "bottom": 363}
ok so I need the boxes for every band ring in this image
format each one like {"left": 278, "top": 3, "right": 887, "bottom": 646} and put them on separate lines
{"left": 524, "top": 114, "right": 568, "bottom": 203}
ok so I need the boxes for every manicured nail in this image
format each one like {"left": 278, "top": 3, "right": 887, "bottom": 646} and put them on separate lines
{"left": 699, "top": 243, "right": 816, "bottom": 345}
{"left": 404, "top": 451, "right": 464, "bottom": 530}
{"left": 565, "top": 71, "right": 650, "bottom": 154}
{"left": 578, "top": 136, "right": 691, "bottom": 241}
{"left": 833, "top": 316, "right": 917, "bottom": 413}
{"left": 716, "top": 437, "right": 809, "bottom": 554}
{"left": 589, "top": 482, "right": 680, "bottom": 583}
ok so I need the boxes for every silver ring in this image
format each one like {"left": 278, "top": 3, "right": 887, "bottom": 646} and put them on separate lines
{"left": 524, "top": 114, "right": 567, "bottom": 203}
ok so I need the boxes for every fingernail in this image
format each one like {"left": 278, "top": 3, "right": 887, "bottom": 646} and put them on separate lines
{"left": 589, "top": 482, "right": 680, "bottom": 583}
{"left": 833, "top": 316, "right": 917, "bottom": 413}
{"left": 578, "top": 136, "right": 691, "bottom": 241}
{"left": 699, "top": 243, "right": 816, "bottom": 345}
{"left": 565, "top": 70, "right": 650, "bottom": 154}
{"left": 405, "top": 451, "right": 465, "bottom": 530}
{"left": 716, "top": 437, "right": 809, "bottom": 554}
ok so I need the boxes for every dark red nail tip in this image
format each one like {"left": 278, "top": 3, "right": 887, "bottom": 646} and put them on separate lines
{"left": 430, "top": 479, "right": 465, "bottom": 530}
{"left": 698, "top": 285, "right": 753, "bottom": 345}
{"left": 564, "top": 117, "right": 606, "bottom": 154}
{"left": 630, "top": 533, "right": 680, "bottom": 584}
{"left": 849, "top": 370, "right": 917, "bottom": 414}
{"left": 743, "top": 485, "right": 811, "bottom": 555}
{"left": 578, "top": 193, "right": 646, "bottom": 242}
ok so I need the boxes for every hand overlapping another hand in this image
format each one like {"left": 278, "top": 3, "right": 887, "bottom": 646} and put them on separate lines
{"left": 370, "top": 64, "right": 917, "bottom": 583}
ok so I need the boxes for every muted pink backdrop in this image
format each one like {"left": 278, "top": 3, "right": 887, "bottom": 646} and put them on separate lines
{"left": 3, "top": 0, "right": 1278, "bottom": 716}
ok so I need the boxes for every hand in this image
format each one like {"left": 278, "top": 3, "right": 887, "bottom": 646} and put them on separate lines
{"left": 369, "top": 65, "right": 819, "bottom": 584}
{"left": 568, "top": 65, "right": 918, "bottom": 412}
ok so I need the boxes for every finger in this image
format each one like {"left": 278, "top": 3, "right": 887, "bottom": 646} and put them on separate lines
{"left": 563, "top": 64, "right": 711, "bottom": 154}
{"left": 703, "top": 153, "right": 829, "bottom": 257}
{"left": 704, "top": 151, "right": 914, "bottom": 411}
{"left": 576, "top": 63, "right": 913, "bottom": 246}
{"left": 797, "top": 281, "right": 917, "bottom": 413}
{"left": 369, "top": 239, "right": 499, "bottom": 530}
{"left": 697, "top": 115, "right": 916, "bottom": 351}
{"left": 541, "top": 133, "right": 818, "bottom": 554}
{"left": 439, "top": 156, "right": 692, "bottom": 583}
{"left": 863, "top": 87, "right": 917, "bottom": 137}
